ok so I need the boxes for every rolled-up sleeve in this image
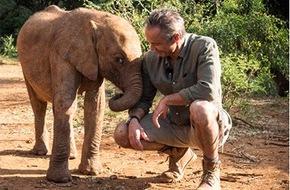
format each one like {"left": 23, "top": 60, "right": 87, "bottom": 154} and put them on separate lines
{"left": 179, "top": 38, "right": 221, "bottom": 104}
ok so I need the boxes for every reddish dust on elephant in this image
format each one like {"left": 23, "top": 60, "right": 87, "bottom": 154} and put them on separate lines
{"left": 16, "top": 5, "right": 142, "bottom": 183}
{"left": 0, "top": 62, "right": 288, "bottom": 190}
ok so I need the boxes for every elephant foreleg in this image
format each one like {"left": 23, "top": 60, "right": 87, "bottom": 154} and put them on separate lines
{"left": 47, "top": 94, "right": 77, "bottom": 183}
{"left": 46, "top": 61, "right": 79, "bottom": 183}
{"left": 24, "top": 77, "right": 49, "bottom": 155}
{"left": 79, "top": 81, "right": 105, "bottom": 175}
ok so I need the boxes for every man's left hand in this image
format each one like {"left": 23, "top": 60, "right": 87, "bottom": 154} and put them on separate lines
{"left": 153, "top": 97, "right": 168, "bottom": 128}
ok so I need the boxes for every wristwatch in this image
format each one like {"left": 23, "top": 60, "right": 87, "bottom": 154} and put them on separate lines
{"left": 126, "top": 115, "right": 140, "bottom": 124}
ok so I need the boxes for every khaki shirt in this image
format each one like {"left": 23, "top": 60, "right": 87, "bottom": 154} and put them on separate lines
{"left": 133, "top": 33, "right": 222, "bottom": 125}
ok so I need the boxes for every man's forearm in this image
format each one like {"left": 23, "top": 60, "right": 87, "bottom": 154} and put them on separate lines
{"left": 128, "top": 107, "right": 146, "bottom": 120}
{"left": 128, "top": 92, "right": 188, "bottom": 120}
{"left": 163, "top": 92, "right": 189, "bottom": 106}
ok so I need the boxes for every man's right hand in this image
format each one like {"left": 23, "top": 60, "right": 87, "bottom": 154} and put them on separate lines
{"left": 128, "top": 119, "right": 149, "bottom": 150}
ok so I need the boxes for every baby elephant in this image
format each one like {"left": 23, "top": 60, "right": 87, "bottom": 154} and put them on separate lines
{"left": 17, "top": 5, "right": 142, "bottom": 183}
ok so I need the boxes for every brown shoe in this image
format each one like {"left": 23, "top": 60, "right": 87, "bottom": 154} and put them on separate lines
{"left": 197, "top": 159, "right": 221, "bottom": 190}
{"left": 159, "top": 146, "right": 197, "bottom": 183}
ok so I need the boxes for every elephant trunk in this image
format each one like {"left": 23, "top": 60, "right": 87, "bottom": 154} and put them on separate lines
{"left": 108, "top": 73, "right": 142, "bottom": 112}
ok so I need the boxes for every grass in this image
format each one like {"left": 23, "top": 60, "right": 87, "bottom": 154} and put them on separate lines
{"left": 0, "top": 56, "right": 19, "bottom": 65}
{"left": 73, "top": 80, "right": 130, "bottom": 134}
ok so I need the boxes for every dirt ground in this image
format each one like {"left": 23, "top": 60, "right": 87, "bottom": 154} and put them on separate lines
{"left": 0, "top": 63, "right": 288, "bottom": 190}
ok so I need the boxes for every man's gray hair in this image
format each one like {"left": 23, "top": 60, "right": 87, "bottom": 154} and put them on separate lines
{"left": 144, "top": 9, "right": 186, "bottom": 41}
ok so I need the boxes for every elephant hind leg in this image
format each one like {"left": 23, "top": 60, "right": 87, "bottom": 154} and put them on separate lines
{"left": 24, "top": 77, "right": 49, "bottom": 155}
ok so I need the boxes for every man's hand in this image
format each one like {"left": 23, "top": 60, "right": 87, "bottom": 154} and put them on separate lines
{"left": 128, "top": 119, "right": 149, "bottom": 150}
{"left": 152, "top": 97, "right": 168, "bottom": 128}
{"left": 152, "top": 94, "right": 188, "bottom": 128}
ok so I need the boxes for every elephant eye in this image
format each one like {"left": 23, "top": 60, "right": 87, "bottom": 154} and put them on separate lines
{"left": 114, "top": 55, "right": 125, "bottom": 65}
{"left": 116, "top": 58, "right": 124, "bottom": 64}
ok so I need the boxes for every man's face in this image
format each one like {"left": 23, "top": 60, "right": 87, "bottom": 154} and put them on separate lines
{"left": 145, "top": 27, "right": 176, "bottom": 57}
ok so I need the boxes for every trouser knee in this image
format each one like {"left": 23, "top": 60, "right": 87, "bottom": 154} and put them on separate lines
{"left": 114, "top": 121, "right": 129, "bottom": 148}
{"left": 190, "top": 100, "right": 218, "bottom": 127}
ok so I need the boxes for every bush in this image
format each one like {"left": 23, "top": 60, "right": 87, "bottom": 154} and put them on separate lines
{"left": 186, "top": 0, "right": 288, "bottom": 100}
{"left": 0, "top": 35, "right": 17, "bottom": 58}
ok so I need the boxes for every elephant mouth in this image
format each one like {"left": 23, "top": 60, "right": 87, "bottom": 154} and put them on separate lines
{"left": 108, "top": 86, "right": 141, "bottom": 112}
{"left": 110, "top": 92, "right": 124, "bottom": 101}
{"left": 110, "top": 87, "right": 124, "bottom": 100}
{"left": 108, "top": 80, "right": 142, "bottom": 112}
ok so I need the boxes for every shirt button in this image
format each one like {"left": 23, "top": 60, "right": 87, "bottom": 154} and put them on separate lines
{"left": 176, "top": 112, "right": 179, "bottom": 115}
{"left": 173, "top": 82, "right": 175, "bottom": 84}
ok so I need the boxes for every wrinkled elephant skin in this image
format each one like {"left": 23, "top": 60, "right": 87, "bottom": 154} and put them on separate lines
{"left": 17, "top": 5, "right": 142, "bottom": 183}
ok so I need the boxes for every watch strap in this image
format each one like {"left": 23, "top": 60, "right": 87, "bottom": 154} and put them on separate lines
{"left": 126, "top": 115, "right": 140, "bottom": 124}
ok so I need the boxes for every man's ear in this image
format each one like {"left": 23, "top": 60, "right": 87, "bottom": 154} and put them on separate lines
{"left": 173, "top": 32, "right": 182, "bottom": 42}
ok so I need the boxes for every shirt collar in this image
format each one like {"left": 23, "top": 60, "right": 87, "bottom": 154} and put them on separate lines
{"left": 178, "top": 33, "right": 190, "bottom": 59}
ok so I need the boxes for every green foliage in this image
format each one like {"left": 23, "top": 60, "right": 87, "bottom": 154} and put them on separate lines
{"left": 84, "top": 0, "right": 189, "bottom": 51}
{"left": 185, "top": 0, "right": 289, "bottom": 101}
{"left": 0, "top": 35, "right": 17, "bottom": 58}
{"left": 221, "top": 54, "right": 275, "bottom": 108}
{"left": 0, "top": 1, "right": 32, "bottom": 38}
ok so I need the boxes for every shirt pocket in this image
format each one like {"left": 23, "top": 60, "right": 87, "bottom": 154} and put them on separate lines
{"left": 154, "top": 82, "right": 173, "bottom": 95}
{"left": 181, "top": 73, "right": 196, "bottom": 88}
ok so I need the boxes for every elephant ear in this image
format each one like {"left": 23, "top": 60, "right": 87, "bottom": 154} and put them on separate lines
{"left": 55, "top": 19, "right": 101, "bottom": 81}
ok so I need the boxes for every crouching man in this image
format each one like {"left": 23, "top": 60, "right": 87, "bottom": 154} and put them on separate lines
{"left": 114, "top": 9, "right": 232, "bottom": 190}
